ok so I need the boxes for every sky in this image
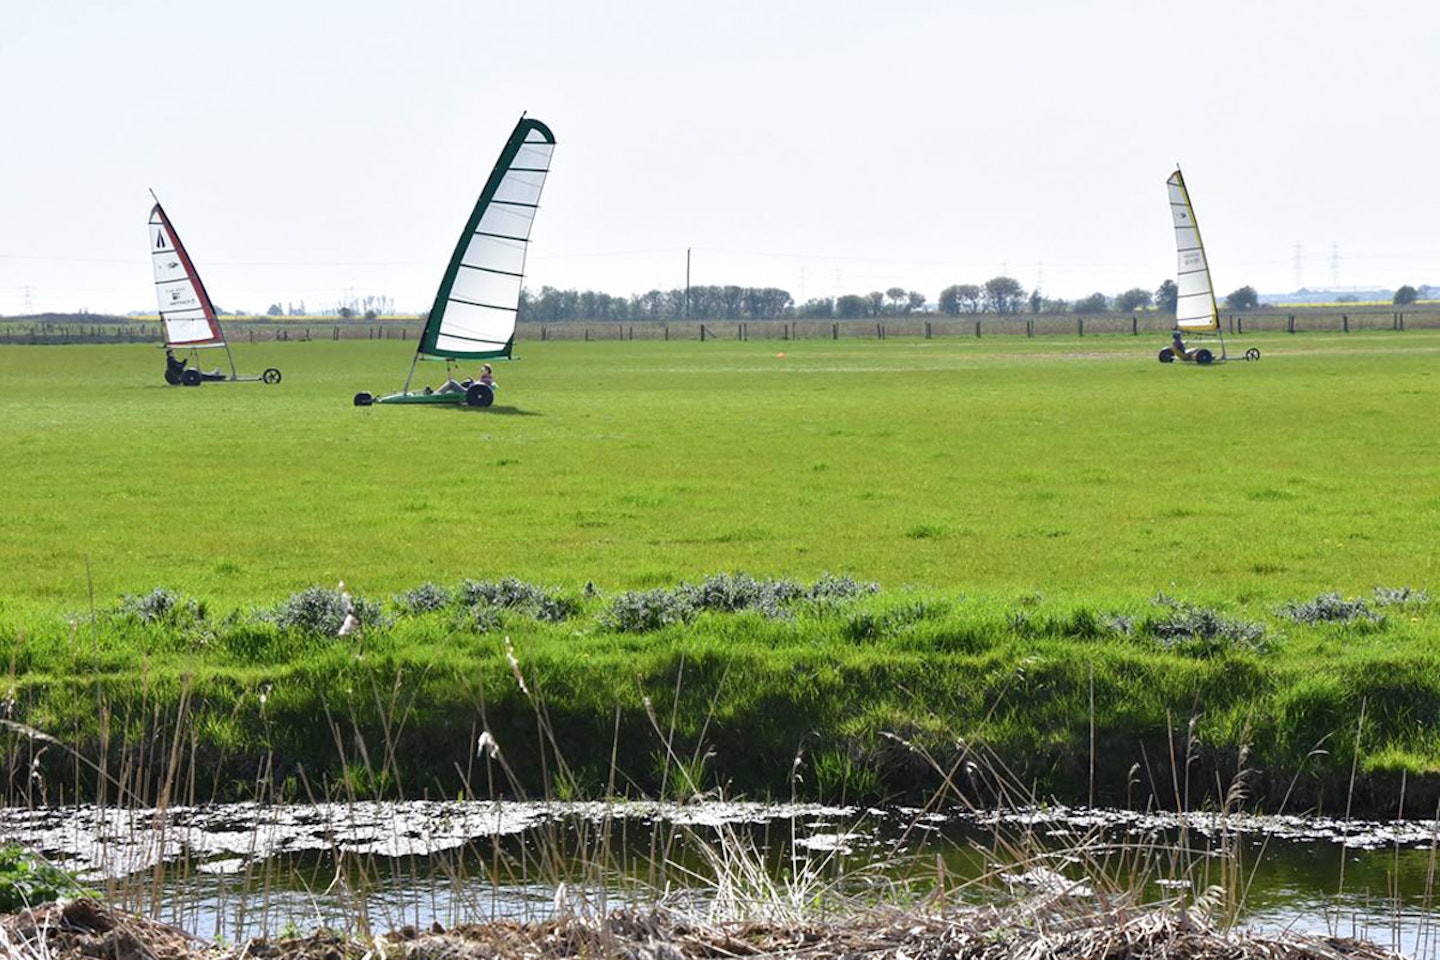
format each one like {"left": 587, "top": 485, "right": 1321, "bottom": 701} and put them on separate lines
{"left": 2, "top": 0, "right": 1438, "bottom": 316}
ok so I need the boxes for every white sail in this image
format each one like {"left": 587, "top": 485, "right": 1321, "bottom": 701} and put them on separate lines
{"left": 420, "top": 118, "right": 556, "bottom": 359}
{"left": 149, "top": 201, "right": 225, "bottom": 347}
{"left": 1167, "top": 169, "right": 1220, "bottom": 333}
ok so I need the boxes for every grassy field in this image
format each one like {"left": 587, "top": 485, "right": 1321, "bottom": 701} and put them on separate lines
{"left": 1, "top": 332, "right": 1437, "bottom": 614}
{"left": 2, "top": 332, "right": 1438, "bottom": 810}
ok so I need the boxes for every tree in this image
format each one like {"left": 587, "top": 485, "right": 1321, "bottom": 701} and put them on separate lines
{"left": 907, "top": 291, "right": 927, "bottom": 313}
{"left": 835, "top": 294, "right": 868, "bottom": 319}
{"left": 1114, "top": 288, "right": 1153, "bottom": 312}
{"left": 1072, "top": 292, "right": 1110, "bottom": 314}
{"left": 981, "top": 276, "right": 1026, "bottom": 314}
{"left": 798, "top": 297, "right": 834, "bottom": 318}
{"left": 885, "top": 287, "right": 908, "bottom": 314}
{"left": 1393, "top": 285, "right": 1418, "bottom": 305}
{"left": 1155, "top": 279, "right": 1178, "bottom": 314}
{"left": 955, "top": 284, "right": 982, "bottom": 313}
{"left": 866, "top": 291, "right": 885, "bottom": 317}
{"left": 1224, "top": 286, "right": 1259, "bottom": 310}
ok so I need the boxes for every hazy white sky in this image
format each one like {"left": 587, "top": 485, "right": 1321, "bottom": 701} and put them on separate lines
{"left": 2, "top": 0, "right": 1436, "bottom": 315}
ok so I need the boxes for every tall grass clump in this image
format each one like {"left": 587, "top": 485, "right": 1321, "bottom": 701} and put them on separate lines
{"left": 392, "top": 581, "right": 452, "bottom": 614}
{"left": 1279, "top": 592, "right": 1383, "bottom": 628}
{"left": 603, "top": 573, "right": 878, "bottom": 633}
{"left": 459, "top": 577, "right": 581, "bottom": 622}
{"left": 1142, "top": 594, "right": 1267, "bottom": 655}
{"left": 262, "top": 585, "right": 386, "bottom": 635}
{"left": 1370, "top": 585, "right": 1429, "bottom": 609}
{"left": 114, "top": 588, "right": 206, "bottom": 626}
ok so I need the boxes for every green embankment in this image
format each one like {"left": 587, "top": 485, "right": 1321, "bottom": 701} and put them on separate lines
{"left": 0, "top": 334, "right": 1436, "bottom": 812}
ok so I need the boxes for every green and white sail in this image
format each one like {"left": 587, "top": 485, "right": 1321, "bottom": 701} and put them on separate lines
{"left": 1167, "top": 169, "right": 1220, "bottom": 333}
{"left": 149, "top": 199, "right": 226, "bottom": 347}
{"left": 419, "top": 117, "right": 556, "bottom": 360}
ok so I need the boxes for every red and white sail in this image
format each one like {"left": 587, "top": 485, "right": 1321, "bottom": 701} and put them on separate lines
{"left": 149, "top": 200, "right": 225, "bottom": 347}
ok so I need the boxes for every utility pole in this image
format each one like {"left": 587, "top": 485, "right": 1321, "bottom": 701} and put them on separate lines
{"left": 685, "top": 247, "right": 691, "bottom": 321}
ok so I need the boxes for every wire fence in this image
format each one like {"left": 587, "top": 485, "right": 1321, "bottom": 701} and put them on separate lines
{"left": 1, "top": 307, "right": 1436, "bottom": 346}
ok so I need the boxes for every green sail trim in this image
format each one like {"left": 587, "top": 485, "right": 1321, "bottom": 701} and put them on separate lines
{"left": 418, "top": 117, "right": 556, "bottom": 361}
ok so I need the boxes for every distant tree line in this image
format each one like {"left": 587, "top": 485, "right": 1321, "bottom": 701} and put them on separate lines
{"left": 511, "top": 276, "right": 1289, "bottom": 323}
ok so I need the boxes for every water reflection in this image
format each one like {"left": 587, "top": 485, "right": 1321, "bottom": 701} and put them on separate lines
{"left": 2, "top": 801, "right": 1437, "bottom": 957}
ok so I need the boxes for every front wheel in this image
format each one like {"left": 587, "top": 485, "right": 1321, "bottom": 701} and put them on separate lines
{"left": 1194, "top": 348, "right": 1214, "bottom": 365}
{"left": 1245, "top": 348, "right": 1261, "bottom": 361}
{"left": 262, "top": 367, "right": 282, "bottom": 384}
{"left": 465, "top": 383, "right": 495, "bottom": 408}
{"left": 1158, "top": 347, "right": 1175, "bottom": 363}
{"left": 353, "top": 392, "right": 374, "bottom": 407}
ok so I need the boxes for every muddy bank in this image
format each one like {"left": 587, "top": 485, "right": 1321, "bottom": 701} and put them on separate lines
{"left": 1, "top": 898, "right": 1404, "bottom": 960}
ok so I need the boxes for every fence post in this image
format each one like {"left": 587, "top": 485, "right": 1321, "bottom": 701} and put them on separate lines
{"left": 975, "top": 320, "right": 981, "bottom": 338}
{"left": 1237, "top": 316, "right": 1243, "bottom": 335}
{"left": 1343, "top": 314, "right": 1349, "bottom": 333}
{"left": 664, "top": 324, "right": 669, "bottom": 341}
{"left": 925, "top": 320, "right": 932, "bottom": 339}
{"left": 541, "top": 325, "right": 547, "bottom": 341}
{"left": 1287, "top": 314, "right": 1295, "bottom": 334}
{"left": 1132, "top": 315, "right": 1138, "bottom": 336}
{"left": 585, "top": 327, "right": 591, "bottom": 341}
{"left": 699, "top": 324, "right": 706, "bottom": 342}
{"left": 832, "top": 322, "right": 838, "bottom": 340}
{"left": 1026, "top": 319, "right": 1034, "bottom": 338}
{"left": 1077, "top": 318, "right": 1084, "bottom": 337}
{"left": 1399, "top": 312, "right": 1405, "bottom": 331}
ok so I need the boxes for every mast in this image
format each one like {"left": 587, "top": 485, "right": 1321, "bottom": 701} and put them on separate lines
{"left": 406, "top": 116, "right": 555, "bottom": 389}
{"left": 1167, "top": 169, "right": 1222, "bottom": 336}
{"left": 149, "top": 193, "right": 238, "bottom": 376}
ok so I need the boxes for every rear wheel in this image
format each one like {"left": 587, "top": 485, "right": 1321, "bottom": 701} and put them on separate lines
{"left": 1245, "top": 347, "right": 1261, "bottom": 361}
{"left": 182, "top": 369, "right": 202, "bottom": 386}
{"left": 465, "top": 383, "right": 495, "bottom": 408}
{"left": 164, "top": 368, "right": 183, "bottom": 385}
{"left": 263, "top": 367, "right": 282, "bottom": 384}
{"left": 1194, "top": 348, "right": 1214, "bottom": 365}
{"left": 1158, "top": 347, "right": 1175, "bottom": 363}
{"left": 353, "top": 392, "right": 374, "bottom": 407}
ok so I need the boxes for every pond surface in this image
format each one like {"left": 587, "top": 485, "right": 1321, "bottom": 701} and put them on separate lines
{"left": 4, "top": 801, "right": 1438, "bottom": 958}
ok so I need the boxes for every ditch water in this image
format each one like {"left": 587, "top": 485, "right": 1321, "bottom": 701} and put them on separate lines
{"left": 3, "top": 801, "right": 1438, "bottom": 958}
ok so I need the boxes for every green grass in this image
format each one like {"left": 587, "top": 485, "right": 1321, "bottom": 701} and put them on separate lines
{"left": 2, "top": 332, "right": 1439, "bottom": 811}
{"left": 1, "top": 331, "right": 1436, "bottom": 616}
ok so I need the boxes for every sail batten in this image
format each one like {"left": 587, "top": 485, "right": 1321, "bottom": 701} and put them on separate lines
{"left": 1167, "top": 169, "right": 1220, "bottom": 333}
{"left": 418, "top": 117, "right": 555, "bottom": 361}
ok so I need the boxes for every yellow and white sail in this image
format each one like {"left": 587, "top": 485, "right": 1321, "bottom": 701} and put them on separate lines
{"left": 1167, "top": 169, "right": 1220, "bottom": 333}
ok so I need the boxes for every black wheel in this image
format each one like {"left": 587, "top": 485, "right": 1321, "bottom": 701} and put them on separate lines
{"left": 1194, "top": 348, "right": 1214, "bottom": 365}
{"left": 353, "top": 392, "right": 374, "bottom": 407}
{"left": 465, "top": 383, "right": 495, "bottom": 408}
{"left": 262, "top": 367, "right": 282, "bottom": 384}
{"left": 1245, "top": 347, "right": 1261, "bottom": 361}
{"left": 1158, "top": 347, "right": 1175, "bottom": 363}
{"left": 164, "top": 368, "right": 183, "bottom": 385}
{"left": 182, "top": 369, "right": 202, "bottom": 386}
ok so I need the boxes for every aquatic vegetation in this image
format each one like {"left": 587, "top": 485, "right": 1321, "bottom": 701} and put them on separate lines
{"left": 0, "top": 844, "right": 94, "bottom": 912}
